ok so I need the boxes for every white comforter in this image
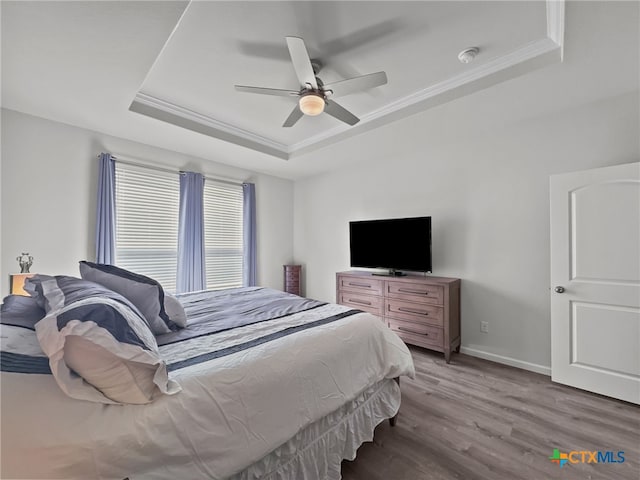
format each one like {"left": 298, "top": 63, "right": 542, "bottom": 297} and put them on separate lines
{"left": 1, "top": 304, "right": 414, "bottom": 479}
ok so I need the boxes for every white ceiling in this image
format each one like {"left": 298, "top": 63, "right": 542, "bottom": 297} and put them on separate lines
{"left": 2, "top": 1, "right": 571, "bottom": 177}
{"left": 138, "top": 1, "right": 547, "bottom": 146}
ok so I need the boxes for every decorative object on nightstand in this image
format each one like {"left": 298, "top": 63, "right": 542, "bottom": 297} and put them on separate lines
{"left": 283, "top": 265, "right": 302, "bottom": 296}
{"left": 10, "top": 273, "right": 36, "bottom": 296}
{"left": 16, "top": 252, "right": 34, "bottom": 273}
{"left": 336, "top": 271, "right": 461, "bottom": 363}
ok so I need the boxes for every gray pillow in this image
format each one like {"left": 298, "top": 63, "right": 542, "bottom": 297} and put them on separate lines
{"left": 164, "top": 293, "right": 188, "bottom": 328}
{"left": 1, "top": 294, "right": 46, "bottom": 327}
{"left": 0, "top": 295, "right": 50, "bottom": 375}
{"left": 79, "top": 261, "right": 180, "bottom": 335}
{"left": 1, "top": 324, "right": 50, "bottom": 374}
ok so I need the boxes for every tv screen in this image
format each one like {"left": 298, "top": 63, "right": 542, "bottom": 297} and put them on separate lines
{"left": 349, "top": 217, "right": 432, "bottom": 274}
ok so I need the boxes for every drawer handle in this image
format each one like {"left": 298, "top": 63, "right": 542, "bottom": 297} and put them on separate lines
{"left": 398, "top": 288, "right": 428, "bottom": 295}
{"left": 348, "top": 298, "right": 372, "bottom": 306}
{"left": 398, "top": 307, "right": 428, "bottom": 316}
{"left": 348, "top": 282, "right": 371, "bottom": 288}
{"left": 398, "top": 326, "right": 428, "bottom": 336}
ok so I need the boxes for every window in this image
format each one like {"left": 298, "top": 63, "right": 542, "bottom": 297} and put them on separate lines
{"left": 114, "top": 161, "right": 244, "bottom": 293}
{"left": 115, "top": 163, "right": 180, "bottom": 292}
{"left": 203, "top": 181, "right": 243, "bottom": 290}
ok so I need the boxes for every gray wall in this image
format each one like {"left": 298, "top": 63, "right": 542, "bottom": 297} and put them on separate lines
{"left": 1, "top": 109, "right": 294, "bottom": 294}
{"left": 292, "top": 2, "right": 640, "bottom": 373}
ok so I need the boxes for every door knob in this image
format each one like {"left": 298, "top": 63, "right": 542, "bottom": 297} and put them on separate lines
{"left": 554, "top": 286, "right": 565, "bottom": 293}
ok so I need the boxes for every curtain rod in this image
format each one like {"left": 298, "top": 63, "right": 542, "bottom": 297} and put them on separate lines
{"left": 98, "top": 153, "right": 245, "bottom": 186}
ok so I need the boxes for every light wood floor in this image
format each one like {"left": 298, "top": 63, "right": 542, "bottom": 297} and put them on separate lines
{"left": 342, "top": 346, "right": 639, "bottom": 480}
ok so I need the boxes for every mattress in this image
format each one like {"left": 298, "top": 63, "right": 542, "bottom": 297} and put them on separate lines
{"left": 1, "top": 287, "right": 415, "bottom": 479}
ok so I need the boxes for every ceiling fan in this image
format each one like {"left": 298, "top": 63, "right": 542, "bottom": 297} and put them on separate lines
{"left": 234, "top": 36, "right": 388, "bottom": 127}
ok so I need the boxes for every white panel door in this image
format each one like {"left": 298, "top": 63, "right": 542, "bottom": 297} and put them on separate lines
{"left": 550, "top": 162, "right": 640, "bottom": 404}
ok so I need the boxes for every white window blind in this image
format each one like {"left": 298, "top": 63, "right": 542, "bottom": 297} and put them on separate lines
{"left": 203, "top": 180, "right": 243, "bottom": 290}
{"left": 115, "top": 162, "right": 180, "bottom": 292}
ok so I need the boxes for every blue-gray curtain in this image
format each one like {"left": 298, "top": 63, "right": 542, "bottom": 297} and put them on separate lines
{"left": 95, "top": 152, "right": 116, "bottom": 264}
{"left": 177, "top": 172, "right": 206, "bottom": 293}
{"left": 242, "top": 183, "right": 257, "bottom": 287}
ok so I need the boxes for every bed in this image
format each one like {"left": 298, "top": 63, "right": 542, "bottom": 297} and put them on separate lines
{"left": 1, "top": 274, "right": 414, "bottom": 480}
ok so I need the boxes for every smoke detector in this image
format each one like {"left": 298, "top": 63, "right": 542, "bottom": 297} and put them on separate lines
{"left": 458, "top": 47, "right": 479, "bottom": 64}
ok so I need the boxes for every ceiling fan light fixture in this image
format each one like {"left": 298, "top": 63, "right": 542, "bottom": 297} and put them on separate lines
{"left": 299, "top": 94, "right": 325, "bottom": 116}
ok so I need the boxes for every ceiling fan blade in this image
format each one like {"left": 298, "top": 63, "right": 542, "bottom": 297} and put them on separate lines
{"left": 324, "top": 100, "right": 360, "bottom": 126}
{"left": 235, "top": 85, "right": 299, "bottom": 97}
{"left": 324, "top": 71, "right": 388, "bottom": 97}
{"left": 285, "top": 36, "right": 318, "bottom": 89}
{"left": 283, "top": 105, "right": 304, "bottom": 127}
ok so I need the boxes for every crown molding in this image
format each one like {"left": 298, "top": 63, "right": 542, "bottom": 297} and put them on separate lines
{"left": 130, "top": 92, "right": 291, "bottom": 158}
{"left": 290, "top": 36, "right": 561, "bottom": 154}
{"left": 547, "top": 0, "right": 565, "bottom": 60}
{"left": 132, "top": 0, "right": 565, "bottom": 160}
{"left": 364, "top": 38, "right": 560, "bottom": 121}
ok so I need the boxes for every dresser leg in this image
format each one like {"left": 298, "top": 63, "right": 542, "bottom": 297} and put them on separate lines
{"left": 444, "top": 349, "right": 451, "bottom": 364}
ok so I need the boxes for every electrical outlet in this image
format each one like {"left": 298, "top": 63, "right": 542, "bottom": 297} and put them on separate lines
{"left": 480, "top": 321, "right": 489, "bottom": 333}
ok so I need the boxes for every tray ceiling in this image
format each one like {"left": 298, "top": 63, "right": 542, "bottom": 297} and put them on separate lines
{"left": 131, "top": 1, "right": 563, "bottom": 159}
{"left": 2, "top": 1, "right": 564, "bottom": 166}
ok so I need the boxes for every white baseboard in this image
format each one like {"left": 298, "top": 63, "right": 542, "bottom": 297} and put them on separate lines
{"left": 459, "top": 346, "right": 551, "bottom": 376}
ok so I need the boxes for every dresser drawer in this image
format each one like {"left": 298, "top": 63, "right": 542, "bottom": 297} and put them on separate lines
{"left": 336, "top": 271, "right": 460, "bottom": 363}
{"left": 385, "top": 298, "right": 443, "bottom": 327}
{"left": 338, "top": 292, "right": 383, "bottom": 317}
{"left": 388, "top": 318, "right": 443, "bottom": 349}
{"left": 386, "top": 281, "right": 443, "bottom": 305}
{"left": 338, "top": 276, "right": 383, "bottom": 295}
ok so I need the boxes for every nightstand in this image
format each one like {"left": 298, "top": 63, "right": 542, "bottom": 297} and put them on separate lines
{"left": 10, "top": 273, "right": 35, "bottom": 296}
{"left": 283, "top": 265, "right": 301, "bottom": 296}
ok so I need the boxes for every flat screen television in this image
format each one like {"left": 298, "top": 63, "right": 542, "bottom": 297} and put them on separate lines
{"left": 349, "top": 216, "right": 432, "bottom": 275}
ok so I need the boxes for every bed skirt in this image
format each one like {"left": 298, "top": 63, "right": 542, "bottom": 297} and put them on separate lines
{"left": 230, "top": 378, "right": 401, "bottom": 480}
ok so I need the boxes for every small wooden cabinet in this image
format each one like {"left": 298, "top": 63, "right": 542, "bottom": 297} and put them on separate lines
{"left": 337, "top": 271, "right": 461, "bottom": 363}
{"left": 284, "top": 265, "right": 302, "bottom": 296}
{"left": 10, "top": 273, "right": 36, "bottom": 296}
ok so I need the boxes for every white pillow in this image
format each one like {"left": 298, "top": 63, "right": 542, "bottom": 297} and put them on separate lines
{"left": 164, "top": 293, "right": 188, "bottom": 328}
{"left": 34, "top": 275, "right": 180, "bottom": 404}
{"left": 64, "top": 335, "right": 158, "bottom": 404}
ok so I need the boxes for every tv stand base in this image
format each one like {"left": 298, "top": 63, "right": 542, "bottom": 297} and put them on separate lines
{"left": 372, "top": 269, "right": 406, "bottom": 277}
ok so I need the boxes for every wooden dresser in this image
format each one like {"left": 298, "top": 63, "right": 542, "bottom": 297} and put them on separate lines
{"left": 283, "top": 265, "right": 302, "bottom": 296}
{"left": 336, "top": 271, "right": 461, "bottom": 363}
